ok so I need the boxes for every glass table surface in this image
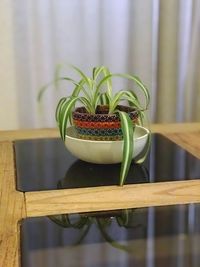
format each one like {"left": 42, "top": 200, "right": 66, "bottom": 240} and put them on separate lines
{"left": 14, "top": 134, "right": 200, "bottom": 191}
{"left": 21, "top": 203, "right": 200, "bottom": 267}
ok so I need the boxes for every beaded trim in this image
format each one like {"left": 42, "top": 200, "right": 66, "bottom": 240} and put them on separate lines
{"left": 73, "top": 112, "right": 138, "bottom": 122}
{"left": 73, "top": 120, "right": 121, "bottom": 129}
{"left": 75, "top": 127, "right": 123, "bottom": 136}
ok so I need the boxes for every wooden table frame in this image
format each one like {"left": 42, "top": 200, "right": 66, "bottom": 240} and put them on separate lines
{"left": 1, "top": 123, "right": 200, "bottom": 267}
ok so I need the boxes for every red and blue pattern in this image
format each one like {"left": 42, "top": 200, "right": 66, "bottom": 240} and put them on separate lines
{"left": 72, "top": 105, "right": 138, "bottom": 141}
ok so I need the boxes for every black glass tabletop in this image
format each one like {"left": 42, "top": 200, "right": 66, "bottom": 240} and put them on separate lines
{"left": 21, "top": 203, "right": 200, "bottom": 267}
{"left": 14, "top": 134, "right": 200, "bottom": 192}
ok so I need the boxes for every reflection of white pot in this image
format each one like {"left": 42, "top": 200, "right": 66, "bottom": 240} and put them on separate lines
{"left": 65, "top": 125, "right": 149, "bottom": 164}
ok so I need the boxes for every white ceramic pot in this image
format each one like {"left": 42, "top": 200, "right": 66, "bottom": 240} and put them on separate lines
{"left": 65, "top": 125, "right": 149, "bottom": 164}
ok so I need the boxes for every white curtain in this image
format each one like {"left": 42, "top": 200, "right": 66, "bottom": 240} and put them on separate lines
{"left": 0, "top": 0, "right": 200, "bottom": 129}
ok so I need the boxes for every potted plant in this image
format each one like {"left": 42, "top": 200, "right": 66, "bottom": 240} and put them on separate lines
{"left": 38, "top": 65, "right": 151, "bottom": 185}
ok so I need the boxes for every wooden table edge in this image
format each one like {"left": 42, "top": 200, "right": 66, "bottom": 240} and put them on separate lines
{"left": 24, "top": 179, "right": 200, "bottom": 217}
{"left": 0, "top": 142, "right": 26, "bottom": 267}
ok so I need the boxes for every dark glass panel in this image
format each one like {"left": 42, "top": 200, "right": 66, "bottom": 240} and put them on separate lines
{"left": 15, "top": 134, "right": 200, "bottom": 191}
{"left": 21, "top": 204, "right": 200, "bottom": 267}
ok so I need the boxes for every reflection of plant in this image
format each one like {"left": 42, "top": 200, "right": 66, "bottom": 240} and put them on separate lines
{"left": 49, "top": 213, "right": 91, "bottom": 245}
{"left": 97, "top": 218, "right": 132, "bottom": 253}
{"left": 48, "top": 209, "right": 146, "bottom": 252}
{"left": 57, "top": 160, "right": 150, "bottom": 189}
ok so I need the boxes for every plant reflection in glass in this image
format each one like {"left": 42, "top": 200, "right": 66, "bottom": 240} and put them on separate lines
{"left": 48, "top": 208, "right": 146, "bottom": 252}
{"left": 57, "top": 159, "right": 149, "bottom": 189}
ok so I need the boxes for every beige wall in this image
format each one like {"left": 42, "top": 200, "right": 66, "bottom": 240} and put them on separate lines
{"left": 0, "top": 0, "right": 19, "bottom": 130}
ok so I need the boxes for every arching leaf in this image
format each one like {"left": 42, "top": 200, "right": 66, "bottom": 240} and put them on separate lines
{"left": 117, "top": 111, "right": 135, "bottom": 186}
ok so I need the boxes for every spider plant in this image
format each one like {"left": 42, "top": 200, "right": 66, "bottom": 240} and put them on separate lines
{"left": 38, "top": 65, "right": 150, "bottom": 185}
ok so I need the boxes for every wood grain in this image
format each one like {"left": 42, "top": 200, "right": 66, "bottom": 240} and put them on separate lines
{"left": 0, "top": 128, "right": 58, "bottom": 142}
{"left": 151, "top": 122, "right": 200, "bottom": 133}
{"left": 0, "top": 142, "right": 25, "bottom": 267}
{"left": 25, "top": 180, "right": 200, "bottom": 217}
{"left": 162, "top": 132, "right": 200, "bottom": 159}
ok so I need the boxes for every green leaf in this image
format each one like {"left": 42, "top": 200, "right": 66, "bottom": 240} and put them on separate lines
{"left": 92, "top": 67, "right": 97, "bottom": 80}
{"left": 102, "top": 67, "right": 112, "bottom": 98}
{"left": 59, "top": 97, "right": 79, "bottom": 140}
{"left": 137, "top": 110, "right": 145, "bottom": 125}
{"left": 109, "top": 90, "right": 142, "bottom": 113}
{"left": 121, "top": 94, "right": 143, "bottom": 110}
{"left": 96, "top": 74, "right": 113, "bottom": 96}
{"left": 113, "top": 73, "right": 150, "bottom": 109}
{"left": 92, "top": 67, "right": 112, "bottom": 108}
{"left": 37, "top": 76, "right": 88, "bottom": 101}
{"left": 55, "top": 97, "right": 68, "bottom": 122}
{"left": 93, "top": 92, "right": 111, "bottom": 110}
{"left": 117, "top": 111, "right": 134, "bottom": 186}
{"left": 37, "top": 79, "right": 58, "bottom": 101}
{"left": 92, "top": 66, "right": 105, "bottom": 80}
{"left": 99, "top": 93, "right": 110, "bottom": 105}
{"left": 78, "top": 97, "right": 95, "bottom": 113}
{"left": 97, "top": 73, "right": 150, "bottom": 109}
{"left": 60, "top": 77, "right": 91, "bottom": 100}
{"left": 70, "top": 65, "right": 92, "bottom": 88}
{"left": 71, "top": 79, "right": 87, "bottom": 97}
{"left": 125, "top": 89, "right": 139, "bottom": 100}
{"left": 54, "top": 63, "right": 64, "bottom": 89}
{"left": 58, "top": 96, "right": 95, "bottom": 140}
